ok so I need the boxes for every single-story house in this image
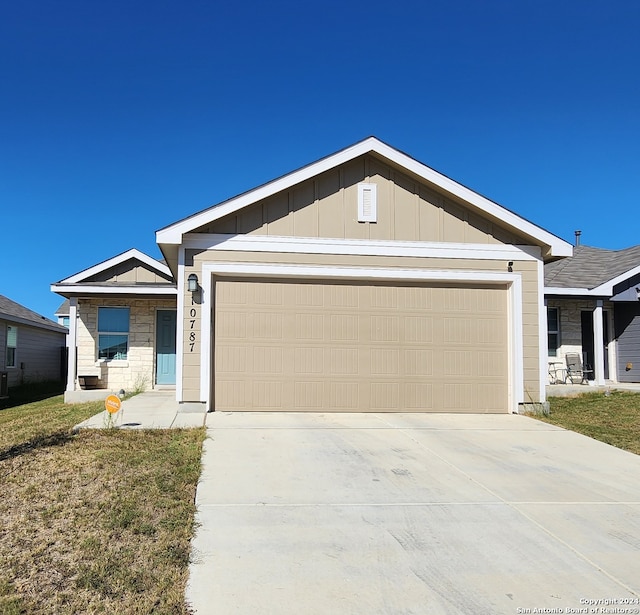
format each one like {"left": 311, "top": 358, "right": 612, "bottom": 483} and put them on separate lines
{"left": 0, "top": 294, "right": 68, "bottom": 391}
{"left": 545, "top": 239, "right": 640, "bottom": 385}
{"left": 51, "top": 249, "right": 177, "bottom": 395}
{"left": 53, "top": 137, "right": 573, "bottom": 413}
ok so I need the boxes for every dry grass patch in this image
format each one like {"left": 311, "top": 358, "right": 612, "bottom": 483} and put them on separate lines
{"left": 536, "top": 390, "right": 640, "bottom": 455}
{"left": 0, "top": 397, "right": 205, "bottom": 614}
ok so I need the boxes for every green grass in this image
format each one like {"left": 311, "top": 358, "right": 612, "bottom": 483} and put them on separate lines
{"left": 0, "top": 395, "right": 206, "bottom": 614}
{"left": 537, "top": 390, "right": 640, "bottom": 455}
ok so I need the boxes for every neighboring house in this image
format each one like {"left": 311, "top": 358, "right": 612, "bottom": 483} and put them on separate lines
{"left": 545, "top": 241, "right": 640, "bottom": 385}
{"left": 0, "top": 294, "right": 68, "bottom": 389}
{"left": 55, "top": 299, "right": 70, "bottom": 329}
{"left": 53, "top": 137, "right": 572, "bottom": 412}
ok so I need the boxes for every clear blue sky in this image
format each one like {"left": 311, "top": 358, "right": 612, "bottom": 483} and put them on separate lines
{"left": 1, "top": 0, "right": 639, "bottom": 319}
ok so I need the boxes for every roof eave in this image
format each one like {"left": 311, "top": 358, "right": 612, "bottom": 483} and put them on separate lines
{"left": 155, "top": 137, "right": 573, "bottom": 259}
{"left": 51, "top": 284, "right": 177, "bottom": 297}
{"left": 0, "top": 312, "right": 68, "bottom": 334}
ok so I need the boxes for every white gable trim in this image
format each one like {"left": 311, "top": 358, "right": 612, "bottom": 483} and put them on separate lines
{"left": 591, "top": 264, "right": 640, "bottom": 295}
{"left": 183, "top": 233, "right": 540, "bottom": 262}
{"left": 50, "top": 284, "right": 177, "bottom": 295}
{"left": 57, "top": 248, "right": 171, "bottom": 284}
{"left": 156, "top": 137, "right": 572, "bottom": 258}
{"left": 545, "top": 287, "right": 593, "bottom": 296}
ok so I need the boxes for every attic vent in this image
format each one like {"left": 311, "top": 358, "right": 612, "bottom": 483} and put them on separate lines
{"left": 358, "top": 183, "right": 377, "bottom": 223}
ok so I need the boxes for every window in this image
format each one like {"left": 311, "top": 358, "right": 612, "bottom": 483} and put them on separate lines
{"left": 547, "top": 307, "right": 560, "bottom": 357}
{"left": 98, "top": 307, "right": 130, "bottom": 360}
{"left": 6, "top": 325, "right": 17, "bottom": 368}
{"left": 62, "top": 316, "right": 70, "bottom": 328}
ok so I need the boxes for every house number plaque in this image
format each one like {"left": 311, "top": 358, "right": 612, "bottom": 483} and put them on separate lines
{"left": 189, "top": 296, "right": 197, "bottom": 352}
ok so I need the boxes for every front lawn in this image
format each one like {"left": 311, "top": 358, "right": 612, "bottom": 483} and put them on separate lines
{"left": 538, "top": 390, "right": 640, "bottom": 455}
{"left": 0, "top": 396, "right": 205, "bottom": 614}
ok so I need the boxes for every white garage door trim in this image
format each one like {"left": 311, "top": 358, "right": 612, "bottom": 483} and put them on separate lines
{"left": 199, "top": 262, "right": 524, "bottom": 413}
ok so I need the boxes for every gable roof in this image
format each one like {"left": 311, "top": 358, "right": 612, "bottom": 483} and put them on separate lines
{"left": 51, "top": 248, "right": 177, "bottom": 297}
{"left": 545, "top": 244, "right": 640, "bottom": 295}
{"left": 0, "top": 294, "right": 68, "bottom": 334}
{"left": 156, "top": 137, "right": 572, "bottom": 271}
{"left": 55, "top": 300, "right": 70, "bottom": 316}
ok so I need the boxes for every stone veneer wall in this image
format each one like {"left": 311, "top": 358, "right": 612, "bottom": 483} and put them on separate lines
{"left": 546, "top": 298, "right": 614, "bottom": 382}
{"left": 76, "top": 297, "right": 176, "bottom": 392}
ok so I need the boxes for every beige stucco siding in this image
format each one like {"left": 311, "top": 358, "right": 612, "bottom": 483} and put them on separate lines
{"left": 180, "top": 250, "right": 541, "bottom": 406}
{"left": 76, "top": 297, "right": 176, "bottom": 391}
{"left": 197, "top": 155, "right": 525, "bottom": 246}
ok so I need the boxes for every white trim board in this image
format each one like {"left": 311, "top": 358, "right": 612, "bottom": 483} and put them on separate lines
{"left": 51, "top": 285, "right": 177, "bottom": 296}
{"left": 198, "top": 262, "right": 524, "bottom": 413}
{"left": 183, "top": 233, "right": 541, "bottom": 262}
{"left": 591, "top": 263, "right": 640, "bottom": 295}
{"left": 156, "top": 137, "right": 572, "bottom": 258}
{"left": 56, "top": 248, "right": 172, "bottom": 284}
{"left": 544, "top": 287, "right": 605, "bottom": 297}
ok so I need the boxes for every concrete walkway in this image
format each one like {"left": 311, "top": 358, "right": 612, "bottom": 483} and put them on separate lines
{"left": 186, "top": 412, "right": 640, "bottom": 614}
{"left": 75, "top": 390, "right": 207, "bottom": 429}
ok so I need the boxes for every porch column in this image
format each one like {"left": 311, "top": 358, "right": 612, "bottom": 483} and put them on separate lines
{"left": 66, "top": 297, "right": 78, "bottom": 391}
{"left": 593, "top": 300, "right": 605, "bottom": 385}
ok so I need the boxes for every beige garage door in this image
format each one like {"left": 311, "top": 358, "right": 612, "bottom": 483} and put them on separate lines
{"left": 213, "top": 279, "right": 509, "bottom": 412}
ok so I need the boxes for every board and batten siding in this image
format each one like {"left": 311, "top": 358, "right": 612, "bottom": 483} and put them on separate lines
{"left": 1, "top": 320, "right": 66, "bottom": 387}
{"left": 84, "top": 261, "right": 173, "bottom": 284}
{"left": 196, "top": 155, "right": 526, "bottom": 246}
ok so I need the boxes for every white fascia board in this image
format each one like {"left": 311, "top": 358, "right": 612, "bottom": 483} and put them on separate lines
{"left": 369, "top": 140, "right": 572, "bottom": 258}
{"left": 183, "top": 233, "right": 539, "bottom": 262}
{"left": 156, "top": 139, "right": 380, "bottom": 245}
{"left": 544, "top": 287, "right": 602, "bottom": 297}
{"left": 51, "top": 284, "right": 177, "bottom": 295}
{"left": 591, "top": 263, "right": 640, "bottom": 295}
{"left": 58, "top": 248, "right": 171, "bottom": 284}
{"left": 156, "top": 137, "right": 572, "bottom": 257}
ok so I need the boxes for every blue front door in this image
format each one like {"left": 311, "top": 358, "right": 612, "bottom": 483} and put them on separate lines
{"left": 156, "top": 310, "right": 176, "bottom": 385}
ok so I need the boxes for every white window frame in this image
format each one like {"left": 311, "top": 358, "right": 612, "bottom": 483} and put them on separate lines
{"left": 547, "top": 306, "right": 560, "bottom": 357}
{"left": 6, "top": 325, "right": 17, "bottom": 368}
{"left": 97, "top": 307, "right": 130, "bottom": 361}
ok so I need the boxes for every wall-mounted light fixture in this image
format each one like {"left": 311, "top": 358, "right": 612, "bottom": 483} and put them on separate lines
{"left": 187, "top": 273, "right": 199, "bottom": 292}
{"left": 507, "top": 261, "right": 513, "bottom": 273}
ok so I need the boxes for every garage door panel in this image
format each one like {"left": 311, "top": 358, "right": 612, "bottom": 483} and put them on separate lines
{"left": 214, "top": 280, "right": 508, "bottom": 413}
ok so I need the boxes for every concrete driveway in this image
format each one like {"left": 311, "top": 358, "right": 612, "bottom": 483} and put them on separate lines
{"left": 187, "top": 413, "right": 640, "bottom": 614}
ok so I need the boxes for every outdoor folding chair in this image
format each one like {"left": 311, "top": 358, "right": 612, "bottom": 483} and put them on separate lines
{"left": 565, "top": 353, "right": 594, "bottom": 384}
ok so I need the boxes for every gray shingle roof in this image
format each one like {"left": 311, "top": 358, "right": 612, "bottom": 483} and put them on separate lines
{"left": 0, "top": 294, "right": 67, "bottom": 333}
{"left": 545, "top": 245, "right": 640, "bottom": 289}
{"left": 55, "top": 299, "right": 69, "bottom": 316}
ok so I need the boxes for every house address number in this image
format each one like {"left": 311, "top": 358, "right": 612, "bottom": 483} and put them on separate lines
{"left": 189, "top": 296, "right": 197, "bottom": 352}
